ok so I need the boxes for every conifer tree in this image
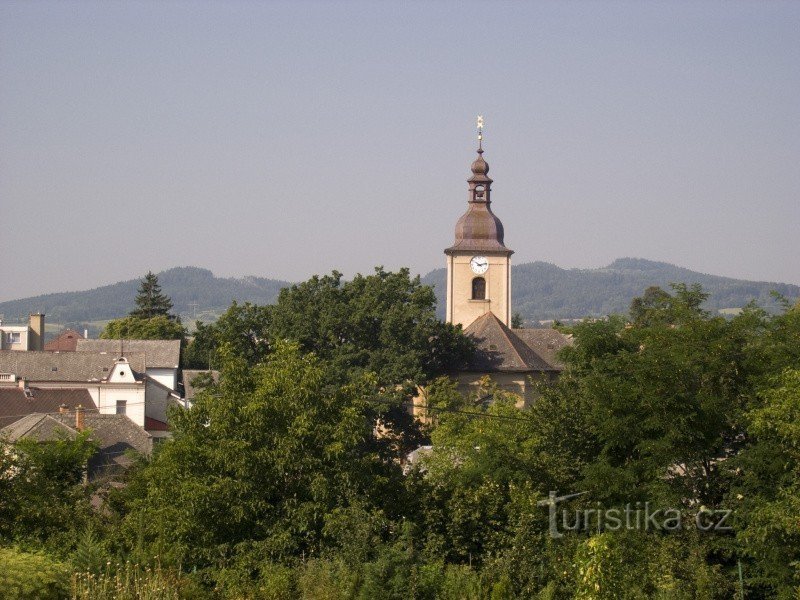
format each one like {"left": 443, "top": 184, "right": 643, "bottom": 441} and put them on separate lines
{"left": 129, "top": 271, "right": 174, "bottom": 320}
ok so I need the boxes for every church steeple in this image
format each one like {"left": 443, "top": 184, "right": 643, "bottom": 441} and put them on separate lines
{"left": 445, "top": 119, "right": 512, "bottom": 256}
{"left": 444, "top": 117, "right": 513, "bottom": 329}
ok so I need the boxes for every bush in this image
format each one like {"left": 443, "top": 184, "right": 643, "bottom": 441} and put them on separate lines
{"left": 0, "top": 546, "right": 70, "bottom": 600}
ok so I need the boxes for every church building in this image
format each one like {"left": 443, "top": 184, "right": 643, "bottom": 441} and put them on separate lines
{"left": 444, "top": 122, "right": 571, "bottom": 407}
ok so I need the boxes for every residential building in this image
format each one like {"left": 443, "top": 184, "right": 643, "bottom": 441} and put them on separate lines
{"left": 0, "top": 386, "right": 96, "bottom": 428}
{"left": 76, "top": 339, "right": 181, "bottom": 390}
{"left": 44, "top": 328, "right": 84, "bottom": 351}
{"left": 1, "top": 408, "right": 153, "bottom": 481}
{"left": 0, "top": 314, "right": 45, "bottom": 351}
{"left": 0, "top": 350, "right": 179, "bottom": 436}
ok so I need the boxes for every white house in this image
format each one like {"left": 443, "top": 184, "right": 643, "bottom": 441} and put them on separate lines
{"left": 0, "top": 350, "right": 180, "bottom": 437}
{"left": 75, "top": 339, "right": 181, "bottom": 391}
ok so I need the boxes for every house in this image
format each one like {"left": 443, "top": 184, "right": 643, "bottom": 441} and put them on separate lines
{"left": 76, "top": 339, "right": 181, "bottom": 391}
{"left": 0, "top": 351, "right": 180, "bottom": 437}
{"left": 0, "top": 314, "right": 45, "bottom": 351}
{"left": 44, "top": 329, "right": 84, "bottom": 351}
{"left": 1, "top": 407, "right": 153, "bottom": 481}
{"left": 0, "top": 386, "right": 96, "bottom": 428}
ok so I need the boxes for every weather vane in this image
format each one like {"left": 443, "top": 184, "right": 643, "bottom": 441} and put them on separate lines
{"left": 476, "top": 115, "right": 484, "bottom": 150}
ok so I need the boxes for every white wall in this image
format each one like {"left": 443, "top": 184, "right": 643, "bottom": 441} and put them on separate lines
{"left": 97, "top": 385, "right": 146, "bottom": 428}
{"left": 147, "top": 368, "right": 177, "bottom": 391}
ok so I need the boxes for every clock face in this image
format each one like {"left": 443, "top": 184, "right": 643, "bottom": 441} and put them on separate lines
{"left": 470, "top": 256, "right": 489, "bottom": 275}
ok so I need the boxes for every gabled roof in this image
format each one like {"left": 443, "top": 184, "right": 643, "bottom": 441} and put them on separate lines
{"left": 1, "top": 411, "right": 152, "bottom": 479}
{"left": 0, "top": 351, "right": 145, "bottom": 383}
{"left": 76, "top": 339, "right": 180, "bottom": 369}
{"left": 44, "top": 329, "right": 84, "bottom": 352}
{"left": 181, "top": 369, "right": 219, "bottom": 400}
{"left": 2, "top": 413, "right": 74, "bottom": 441}
{"left": 0, "top": 387, "right": 96, "bottom": 428}
{"left": 462, "top": 312, "right": 569, "bottom": 373}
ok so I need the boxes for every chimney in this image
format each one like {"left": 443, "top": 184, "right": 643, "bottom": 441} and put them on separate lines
{"left": 17, "top": 377, "right": 26, "bottom": 389}
{"left": 28, "top": 313, "right": 45, "bottom": 351}
{"left": 75, "top": 405, "right": 85, "bottom": 431}
{"left": 59, "top": 404, "right": 69, "bottom": 414}
{"left": 83, "top": 328, "right": 88, "bottom": 339}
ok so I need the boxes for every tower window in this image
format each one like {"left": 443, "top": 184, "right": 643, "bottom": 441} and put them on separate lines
{"left": 472, "top": 277, "right": 486, "bottom": 300}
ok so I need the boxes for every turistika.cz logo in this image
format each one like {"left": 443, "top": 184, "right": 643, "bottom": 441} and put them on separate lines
{"left": 537, "top": 491, "right": 733, "bottom": 539}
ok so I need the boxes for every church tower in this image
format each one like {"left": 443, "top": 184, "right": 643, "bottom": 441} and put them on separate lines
{"left": 445, "top": 119, "right": 513, "bottom": 329}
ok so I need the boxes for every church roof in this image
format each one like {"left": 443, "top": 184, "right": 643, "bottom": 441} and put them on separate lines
{"left": 461, "top": 312, "right": 570, "bottom": 373}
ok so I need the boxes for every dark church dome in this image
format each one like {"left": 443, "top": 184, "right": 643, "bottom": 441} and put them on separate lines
{"left": 451, "top": 204, "right": 507, "bottom": 251}
{"left": 445, "top": 147, "right": 513, "bottom": 256}
{"left": 471, "top": 154, "right": 489, "bottom": 176}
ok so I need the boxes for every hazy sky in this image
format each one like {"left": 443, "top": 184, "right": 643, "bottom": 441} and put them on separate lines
{"left": 1, "top": 1, "right": 798, "bottom": 301}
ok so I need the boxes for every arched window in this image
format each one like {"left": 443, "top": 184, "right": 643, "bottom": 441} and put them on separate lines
{"left": 472, "top": 277, "right": 486, "bottom": 300}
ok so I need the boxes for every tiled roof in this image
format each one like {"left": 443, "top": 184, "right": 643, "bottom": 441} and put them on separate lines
{"left": 462, "top": 312, "right": 570, "bottom": 373}
{"left": 1, "top": 411, "right": 152, "bottom": 479}
{"left": 76, "top": 339, "right": 180, "bottom": 369}
{"left": 0, "top": 387, "right": 96, "bottom": 428}
{"left": 44, "top": 329, "right": 84, "bottom": 352}
{"left": 0, "top": 351, "right": 145, "bottom": 383}
{"left": 513, "top": 328, "right": 572, "bottom": 370}
{"left": 181, "top": 369, "right": 219, "bottom": 400}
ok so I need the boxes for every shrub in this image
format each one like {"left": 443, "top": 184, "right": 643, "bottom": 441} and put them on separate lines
{"left": 0, "top": 546, "right": 69, "bottom": 600}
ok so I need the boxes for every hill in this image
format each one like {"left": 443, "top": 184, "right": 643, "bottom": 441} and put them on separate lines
{"left": 1, "top": 260, "right": 797, "bottom": 332}
{"left": 0, "top": 267, "right": 289, "bottom": 330}
{"left": 421, "top": 258, "right": 799, "bottom": 324}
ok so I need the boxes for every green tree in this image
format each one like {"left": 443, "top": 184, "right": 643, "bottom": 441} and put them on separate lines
{"left": 116, "top": 342, "right": 406, "bottom": 569}
{"left": 183, "top": 301, "right": 272, "bottom": 369}
{"left": 727, "top": 368, "right": 800, "bottom": 597}
{"left": 0, "top": 432, "right": 97, "bottom": 544}
{"left": 268, "top": 268, "right": 472, "bottom": 387}
{"left": 182, "top": 268, "right": 472, "bottom": 453}
{"left": 129, "top": 271, "right": 174, "bottom": 320}
{"left": 100, "top": 314, "right": 185, "bottom": 340}
{"left": 559, "top": 285, "right": 759, "bottom": 508}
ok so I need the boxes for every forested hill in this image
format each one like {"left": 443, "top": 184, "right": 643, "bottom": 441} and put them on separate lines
{"left": 2, "top": 260, "right": 797, "bottom": 328}
{"left": 422, "top": 258, "right": 799, "bottom": 324}
{"left": 0, "top": 267, "right": 289, "bottom": 326}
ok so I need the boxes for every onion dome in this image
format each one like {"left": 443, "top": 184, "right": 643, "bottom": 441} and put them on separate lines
{"left": 445, "top": 145, "right": 512, "bottom": 256}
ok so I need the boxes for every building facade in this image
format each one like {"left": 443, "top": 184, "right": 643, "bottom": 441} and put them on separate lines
{"left": 0, "top": 314, "right": 45, "bottom": 351}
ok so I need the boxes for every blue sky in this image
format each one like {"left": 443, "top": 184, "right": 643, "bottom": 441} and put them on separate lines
{"left": 1, "top": 1, "right": 798, "bottom": 301}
